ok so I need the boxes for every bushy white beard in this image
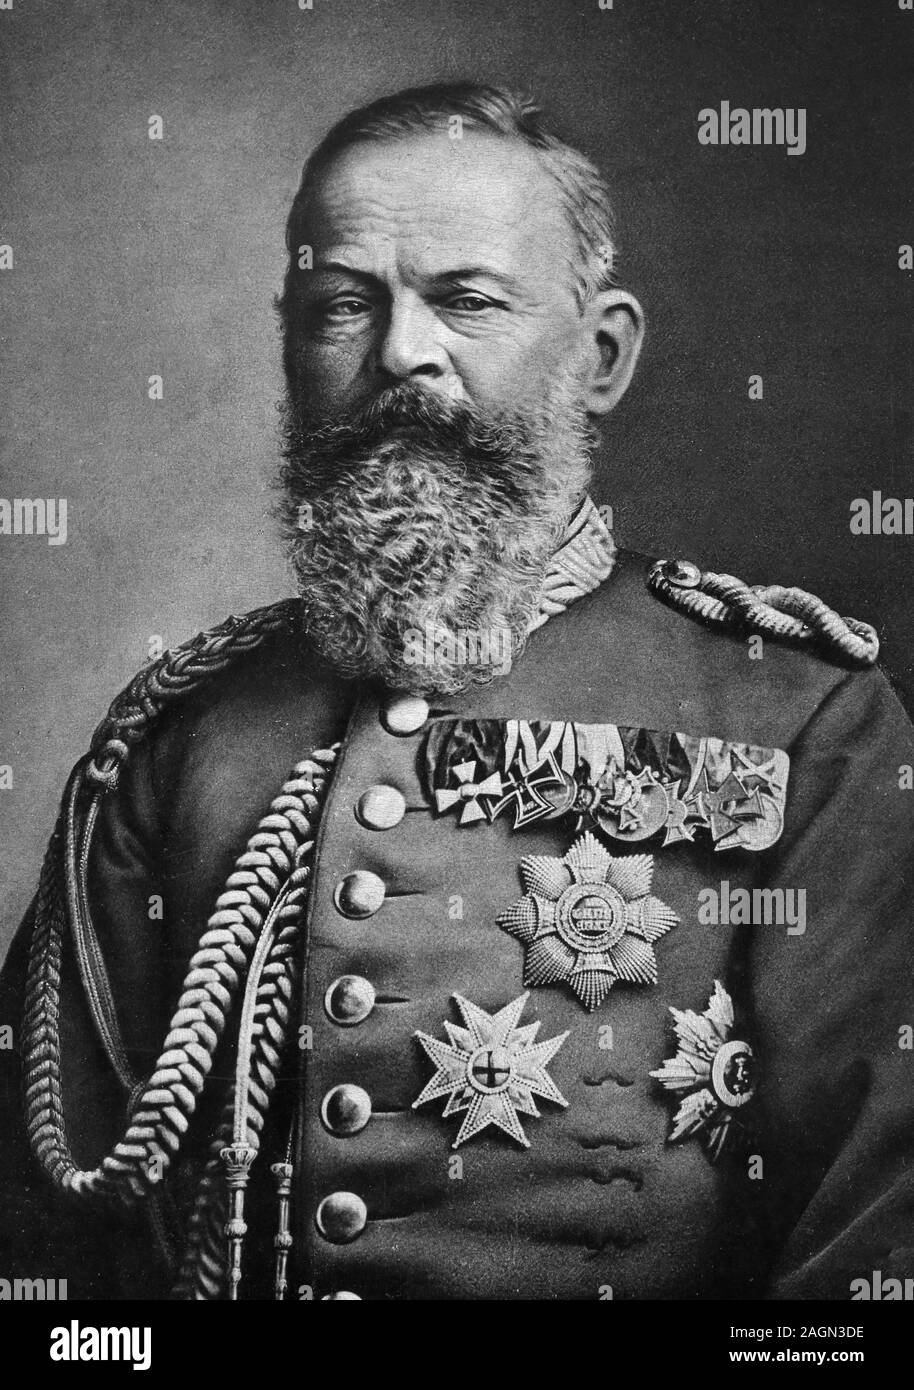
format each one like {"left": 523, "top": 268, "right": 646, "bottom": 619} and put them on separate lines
{"left": 278, "top": 372, "right": 595, "bottom": 694}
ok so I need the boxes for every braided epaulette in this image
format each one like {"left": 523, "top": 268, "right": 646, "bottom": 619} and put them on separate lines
{"left": 647, "top": 558, "right": 880, "bottom": 668}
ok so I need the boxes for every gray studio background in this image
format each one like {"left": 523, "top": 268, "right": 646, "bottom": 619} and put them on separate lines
{"left": 1, "top": 0, "right": 912, "bottom": 959}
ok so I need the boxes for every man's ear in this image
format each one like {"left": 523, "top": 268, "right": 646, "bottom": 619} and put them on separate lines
{"left": 581, "top": 290, "right": 645, "bottom": 415}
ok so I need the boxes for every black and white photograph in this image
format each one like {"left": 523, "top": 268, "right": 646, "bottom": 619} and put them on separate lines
{"left": 0, "top": 0, "right": 911, "bottom": 1358}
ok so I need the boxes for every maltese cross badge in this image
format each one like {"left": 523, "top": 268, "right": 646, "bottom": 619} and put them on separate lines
{"left": 413, "top": 993, "right": 568, "bottom": 1148}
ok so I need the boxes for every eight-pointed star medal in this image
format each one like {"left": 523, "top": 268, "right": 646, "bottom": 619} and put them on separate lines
{"left": 498, "top": 831, "right": 679, "bottom": 1010}
{"left": 413, "top": 993, "right": 569, "bottom": 1148}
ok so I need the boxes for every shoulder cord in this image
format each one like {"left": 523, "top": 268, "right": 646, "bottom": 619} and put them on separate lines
{"left": 648, "top": 559, "right": 880, "bottom": 667}
{"left": 172, "top": 762, "right": 331, "bottom": 1301}
{"left": 169, "top": 907, "right": 300, "bottom": 1300}
{"left": 20, "top": 600, "right": 336, "bottom": 1214}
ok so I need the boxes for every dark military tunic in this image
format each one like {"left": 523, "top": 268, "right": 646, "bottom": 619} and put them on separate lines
{"left": 2, "top": 547, "right": 913, "bottom": 1300}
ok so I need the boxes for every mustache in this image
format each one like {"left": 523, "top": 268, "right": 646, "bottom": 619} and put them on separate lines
{"left": 296, "top": 380, "right": 505, "bottom": 440}
{"left": 281, "top": 381, "right": 551, "bottom": 497}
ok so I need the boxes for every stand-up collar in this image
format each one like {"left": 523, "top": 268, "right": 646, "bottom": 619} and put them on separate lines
{"left": 532, "top": 495, "right": 616, "bottom": 631}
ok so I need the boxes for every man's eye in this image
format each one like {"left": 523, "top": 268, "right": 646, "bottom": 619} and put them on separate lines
{"left": 443, "top": 293, "right": 498, "bottom": 313}
{"left": 321, "top": 297, "right": 371, "bottom": 320}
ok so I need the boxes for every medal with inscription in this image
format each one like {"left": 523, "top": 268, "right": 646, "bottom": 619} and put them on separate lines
{"left": 498, "top": 831, "right": 679, "bottom": 1010}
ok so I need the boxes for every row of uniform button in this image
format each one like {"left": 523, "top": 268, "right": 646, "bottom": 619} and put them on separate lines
{"left": 315, "top": 693, "right": 431, "bottom": 1283}
{"left": 320, "top": 976, "right": 377, "bottom": 1143}
{"left": 334, "top": 694, "right": 430, "bottom": 914}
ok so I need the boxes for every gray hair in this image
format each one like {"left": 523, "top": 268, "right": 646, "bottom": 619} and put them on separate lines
{"left": 278, "top": 80, "right": 618, "bottom": 341}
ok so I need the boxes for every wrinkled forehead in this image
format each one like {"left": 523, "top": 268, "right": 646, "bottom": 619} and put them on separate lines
{"left": 300, "top": 129, "right": 578, "bottom": 287}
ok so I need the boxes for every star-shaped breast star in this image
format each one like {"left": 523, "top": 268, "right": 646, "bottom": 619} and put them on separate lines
{"left": 413, "top": 993, "right": 568, "bottom": 1148}
{"left": 497, "top": 832, "right": 679, "bottom": 1011}
{"left": 650, "top": 980, "right": 756, "bottom": 1162}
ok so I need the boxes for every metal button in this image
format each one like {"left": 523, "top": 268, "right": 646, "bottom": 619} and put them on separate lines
{"left": 334, "top": 870, "right": 386, "bottom": 918}
{"left": 356, "top": 784, "right": 406, "bottom": 831}
{"left": 322, "top": 1292, "right": 361, "bottom": 1300}
{"left": 321, "top": 1084, "right": 372, "bottom": 1136}
{"left": 324, "top": 975, "right": 376, "bottom": 1026}
{"left": 316, "top": 1191, "right": 368, "bottom": 1244}
{"left": 662, "top": 558, "right": 702, "bottom": 589}
{"left": 382, "top": 694, "right": 430, "bottom": 735}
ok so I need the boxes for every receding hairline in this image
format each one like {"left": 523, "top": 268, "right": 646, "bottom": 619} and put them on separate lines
{"left": 281, "top": 82, "right": 619, "bottom": 310}
{"left": 301, "top": 125, "right": 575, "bottom": 232}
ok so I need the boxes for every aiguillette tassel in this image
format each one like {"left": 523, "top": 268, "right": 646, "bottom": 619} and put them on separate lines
{"left": 221, "top": 1143, "right": 257, "bottom": 1301}
{"left": 270, "top": 1159, "right": 294, "bottom": 1300}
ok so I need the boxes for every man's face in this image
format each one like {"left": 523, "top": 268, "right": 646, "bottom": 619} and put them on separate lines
{"left": 279, "top": 128, "right": 601, "bottom": 695}
{"left": 288, "top": 129, "right": 587, "bottom": 419}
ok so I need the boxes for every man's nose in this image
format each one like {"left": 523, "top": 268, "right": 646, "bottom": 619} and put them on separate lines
{"left": 377, "top": 294, "right": 450, "bottom": 381}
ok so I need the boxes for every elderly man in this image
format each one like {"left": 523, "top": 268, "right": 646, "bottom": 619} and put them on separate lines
{"left": 1, "top": 82, "right": 912, "bottom": 1303}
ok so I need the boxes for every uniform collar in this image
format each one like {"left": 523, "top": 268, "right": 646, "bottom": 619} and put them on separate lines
{"left": 532, "top": 495, "right": 616, "bottom": 631}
